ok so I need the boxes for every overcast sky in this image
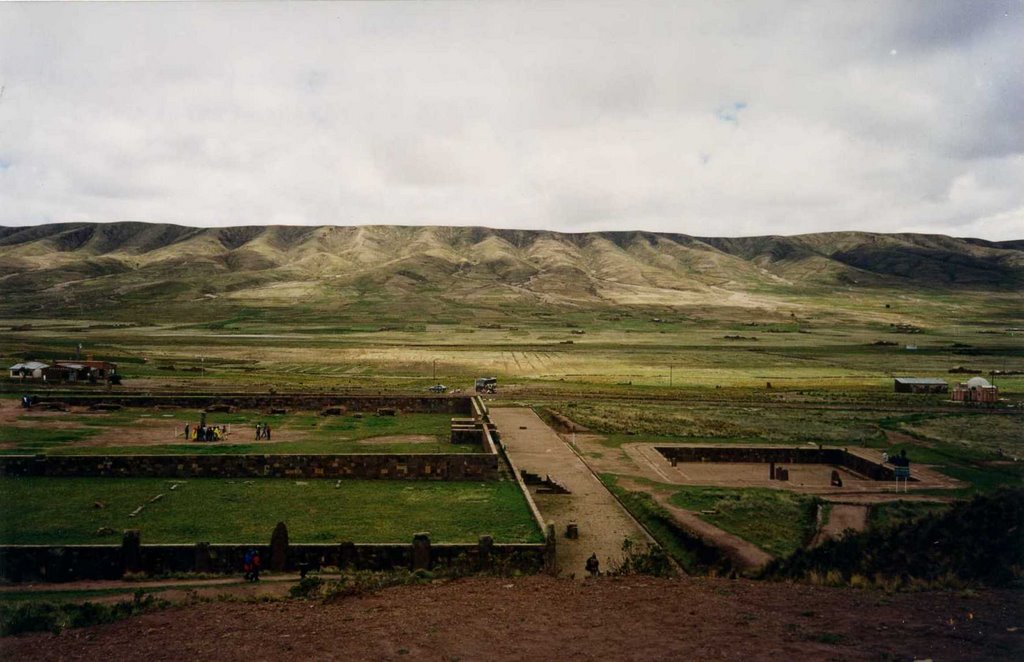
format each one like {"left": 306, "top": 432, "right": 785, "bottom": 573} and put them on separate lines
{"left": 0, "top": 1, "right": 1021, "bottom": 239}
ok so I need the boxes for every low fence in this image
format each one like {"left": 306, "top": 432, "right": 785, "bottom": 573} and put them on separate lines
{"left": 653, "top": 446, "right": 908, "bottom": 481}
{"left": 0, "top": 536, "right": 547, "bottom": 583}
{"left": 0, "top": 452, "right": 498, "bottom": 481}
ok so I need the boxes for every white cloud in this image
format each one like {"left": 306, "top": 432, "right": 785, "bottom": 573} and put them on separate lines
{"left": 0, "top": 1, "right": 1021, "bottom": 239}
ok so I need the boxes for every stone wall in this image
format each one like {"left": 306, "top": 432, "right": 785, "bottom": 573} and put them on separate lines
{"left": 654, "top": 446, "right": 905, "bottom": 481}
{"left": 31, "top": 393, "right": 474, "bottom": 414}
{"left": 0, "top": 452, "right": 498, "bottom": 481}
{"left": 0, "top": 540, "right": 547, "bottom": 582}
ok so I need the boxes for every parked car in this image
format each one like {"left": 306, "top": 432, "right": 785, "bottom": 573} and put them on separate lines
{"left": 427, "top": 384, "right": 448, "bottom": 393}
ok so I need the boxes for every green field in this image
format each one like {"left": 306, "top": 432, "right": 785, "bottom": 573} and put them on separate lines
{"left": 0, "top": 478, "right": 543, "bottom": 545}
{"left": 667, "top": 487, "right": 820, "bottom": 558}
{"left": 0, "top": 409, "right": 469, "bottom": 456}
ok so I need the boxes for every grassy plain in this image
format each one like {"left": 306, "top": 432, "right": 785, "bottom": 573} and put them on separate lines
{"left": 0, "top": 478, "right": 542, "bottom": 545}
{"left": 2, "top": 285, "right": 1021, "bottom": 395}
{"left": 1, "top": 286, "right": 1021, "bottom": 560}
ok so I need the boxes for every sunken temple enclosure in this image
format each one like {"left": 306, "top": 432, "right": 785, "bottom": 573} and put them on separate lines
{"left": 655, "top": 446, "right": 913, "bottom": 482}
{"left": 0, "top": 394, "right": 554, "bottom": 580}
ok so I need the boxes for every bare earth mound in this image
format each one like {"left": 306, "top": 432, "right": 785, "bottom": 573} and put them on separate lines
{"left": 3, "top": 576, "right": 1020, "bottom": 661}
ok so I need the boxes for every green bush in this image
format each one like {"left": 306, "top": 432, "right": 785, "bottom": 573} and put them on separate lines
{"left": 288, "top": 576, "right": 325, "bottom": 599}
{"left": 762, "top": 488, "right": 1024, "bottom": 588}
{"left": 0, "top": 593, "right": 168, "bottom": 637}
{"left": 607, "top": 537, "right": 675, "bottom": 577}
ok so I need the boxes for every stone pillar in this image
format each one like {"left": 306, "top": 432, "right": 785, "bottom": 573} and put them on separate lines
{"left": 45, "top": 547, "right": 71, "bottom": 582}
{"left": 478, "top": 535, "right": 494, "bottom": 571}
{"left": 544, "top": 521, "right": 557, "bottom": 575}
{"left": 270, "top": 521, "right": 289, "bottom": 572}
{"left": 338, "top": 541, "right": 357, "bottom": 569}
{"left": 412, "top": 532, "right": 431, "bottom": 571}
{"left": 194, "top": 542, "right": 211, "bottom": 573}
{"left": 122, "top": 529, "right": 142, "bottom": 575}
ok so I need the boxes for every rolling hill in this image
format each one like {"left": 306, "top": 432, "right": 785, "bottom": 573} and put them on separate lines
{"left": 0, "top": 223, "right": 1021, "bottom": 321}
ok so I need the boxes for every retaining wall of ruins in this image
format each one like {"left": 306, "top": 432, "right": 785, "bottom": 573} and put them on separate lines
{"left": 30, "top": 393, "right": 474, "bottom": 414}
{"left": 0, "top": 452, "right": 498, "bottom": 480}
{"left": 0, "top": 539, "right": 547, "bottom": 582}
{"left": 654, "top": 446, "right": 907, "bottom": 481}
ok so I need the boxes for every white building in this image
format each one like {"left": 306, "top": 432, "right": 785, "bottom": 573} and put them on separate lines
{"left": 8, "top": 361, "right": 49, "bottom": 379}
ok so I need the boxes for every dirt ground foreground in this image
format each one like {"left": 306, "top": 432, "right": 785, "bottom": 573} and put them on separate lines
{"left": 3, "top": 576, "right": 1021, "bottom": 661}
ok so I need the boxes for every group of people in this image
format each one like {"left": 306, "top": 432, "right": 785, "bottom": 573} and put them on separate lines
{"left": 243, "top": 549, "right": 261, "bottom": 582}
{"left": 254, "top": 423, "right": 273, "bottom": 441}
{"left": 184, "top": 423, "right": 227, "bottom": 442}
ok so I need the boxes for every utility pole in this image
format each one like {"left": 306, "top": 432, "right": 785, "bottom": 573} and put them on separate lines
{"left": 432, "top": 359, "right": 437, "bottom": 381}
{"left": 669, "top": 365, "right": 673, "bottom": 387}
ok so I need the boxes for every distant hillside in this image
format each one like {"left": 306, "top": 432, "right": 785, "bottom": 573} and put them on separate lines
{"left": 0, "top": 223, "right": 1021, "bottom": 320}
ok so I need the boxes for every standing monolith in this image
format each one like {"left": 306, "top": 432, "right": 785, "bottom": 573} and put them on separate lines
{"left": 122, "top": 529, "right": 142, "bottom": 575}
{"left": 194, "top": 542, "right": 212, "bottom": 573}
{"left": 270, "top": 521, "right": 289, "bottom": 572}
{"left": 412, "top": 532, "right": 431, "bottom": 570}
{"left": 478, "top": 535, "right": 494, "bottom": 571}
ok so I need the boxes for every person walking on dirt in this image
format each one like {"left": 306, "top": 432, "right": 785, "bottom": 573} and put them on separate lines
{"left": 255, "top": 423, "right": 262, "bottom": 440}
{"left": 264, "top": 425, "right": 271, "bottom": 441}
{"left": 184, "top": 423, "right": 190, "bottom": 441}
{"left": 585, "top": 553, "right": 600, "bottom": 577}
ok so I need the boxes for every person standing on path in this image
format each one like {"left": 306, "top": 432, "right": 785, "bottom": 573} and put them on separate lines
{"left": 251, "top": 549, "right": 261, "bottom": 582}
{"left": 586, "top": 553, "right": 600, "bottom": 577}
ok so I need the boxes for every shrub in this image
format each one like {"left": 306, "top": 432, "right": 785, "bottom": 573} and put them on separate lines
{"left": 607, "top": 537, "right": 675, "bottom": 577}
{"left": 0, "top": 593, "right": 169, "bottom": 637}
{"left": 762, "top": 488, "right": 1024, "bottom": 588}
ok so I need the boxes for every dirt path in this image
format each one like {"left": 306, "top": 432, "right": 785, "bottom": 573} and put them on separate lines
{"left": 619, "top": 477, "right": 773, "bottom": 572}
{"left": 3, "top": 576, "right": 1020, "bottom": 661}
{"left": 0, "top": 575, "right": 302, "bottom": 604}
{"left": 810, "top": 504, "right": 869, "bottom": 548}
{"left": 0, "top": 574, "right": 302, "bottom": 594}
{"left": 489, "top": 408, "right": 652, "bottom": 578}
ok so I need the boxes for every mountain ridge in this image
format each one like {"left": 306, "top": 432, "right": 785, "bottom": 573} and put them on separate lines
{"left": 1, "top": 222, "right": 1021, "bottom": 320}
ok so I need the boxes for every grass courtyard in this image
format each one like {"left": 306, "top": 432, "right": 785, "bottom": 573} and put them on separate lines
{"left": 0, "top": 477, "right": 543, "bottom": 545}
{"left": 0, "top": 408, "right": 470, "bottom": 456}
{"left": 667, "top": 487, "right": 820, "bottom": 558}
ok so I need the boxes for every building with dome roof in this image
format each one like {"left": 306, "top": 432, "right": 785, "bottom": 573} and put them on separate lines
{"left": 952, "top": 376, "right": 999, "bottom": 404}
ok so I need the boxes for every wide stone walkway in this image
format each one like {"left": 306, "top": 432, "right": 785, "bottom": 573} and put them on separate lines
{"left": 489, "top": 408, "right": 652, "bottom": 579}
